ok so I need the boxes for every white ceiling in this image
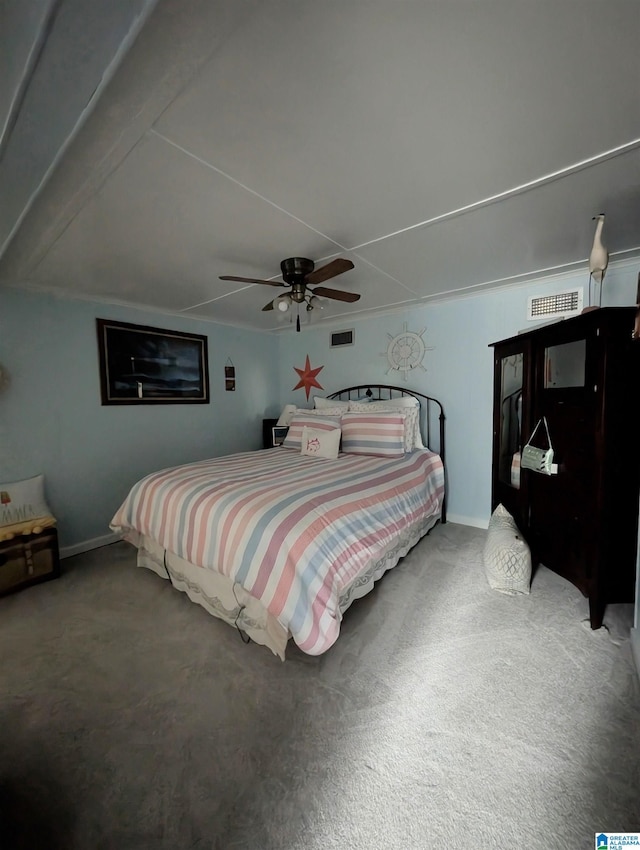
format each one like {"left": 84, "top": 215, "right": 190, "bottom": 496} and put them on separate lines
{"left": 1, "top": 0, "right": 639, "bottom": 332}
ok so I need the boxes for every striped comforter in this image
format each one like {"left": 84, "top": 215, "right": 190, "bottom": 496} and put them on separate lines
{"left": 110, "top": 447, "right": 445, "bottom": 654}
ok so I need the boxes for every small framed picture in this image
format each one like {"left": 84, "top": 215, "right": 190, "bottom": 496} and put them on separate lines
{"left": 272, "top": 426, "right": 289, "bottom": 446}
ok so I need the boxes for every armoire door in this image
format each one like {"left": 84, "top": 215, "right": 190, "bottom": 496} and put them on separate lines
{"left": 526, "top": 332, "right": 598, "bottom": 605}
{"left": 491, "top": 338, "right": 531, "bottom": 532}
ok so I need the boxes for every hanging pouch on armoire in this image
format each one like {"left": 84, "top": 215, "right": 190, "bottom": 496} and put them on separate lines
{"left": 521, "top": 417, "right": 554, "bottom": 475}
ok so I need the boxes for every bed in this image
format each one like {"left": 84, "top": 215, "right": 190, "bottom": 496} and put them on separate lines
{"left": 110, "top": 385, "right": 446, "bottom": 658}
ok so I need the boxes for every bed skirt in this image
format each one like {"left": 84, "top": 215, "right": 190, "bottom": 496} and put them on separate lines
{"left": 127, "top": 510, "right": 440, "bottom": 660}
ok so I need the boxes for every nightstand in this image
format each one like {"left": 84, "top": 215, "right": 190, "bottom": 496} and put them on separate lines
{"left": 262, "top": 418, "right": 289, "bottom": 448}
{"left": 262, "top": 418, "right": 278, "bottom": 448}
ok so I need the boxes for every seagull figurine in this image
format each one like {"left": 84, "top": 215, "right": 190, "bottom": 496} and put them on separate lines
{"left": 588, "top": 213, "right": 608, "bottom": 308}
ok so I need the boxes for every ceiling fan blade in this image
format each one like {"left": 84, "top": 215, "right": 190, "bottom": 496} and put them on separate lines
{"left": 311, "top": 286, "right": 361, "bottom": 303}
{"left": 305, "top": 258, "right": 354, "bottom": 285}
{"left": 262, "top": 300, "right": 275, "bottom": 311}
{"left": 220, "top": 275, "right": 285, "bottom": 288}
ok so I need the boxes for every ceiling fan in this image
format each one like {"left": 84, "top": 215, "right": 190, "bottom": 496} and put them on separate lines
{"left": 220, "top": 257, "right": 360, "bottom": 331}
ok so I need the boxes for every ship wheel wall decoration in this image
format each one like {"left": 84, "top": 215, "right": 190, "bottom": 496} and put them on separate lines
{"left": 382, "top": 323, "right": 433, "bottom": 380}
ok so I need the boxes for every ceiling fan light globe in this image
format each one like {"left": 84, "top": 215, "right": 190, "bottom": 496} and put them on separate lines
{"left": 277, "top": 294, "right": 291, "bottom": 312}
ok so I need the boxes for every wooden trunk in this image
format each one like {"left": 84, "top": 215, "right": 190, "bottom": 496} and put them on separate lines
{"left": 0, "top": 527, "right": 60, "bottom": 596}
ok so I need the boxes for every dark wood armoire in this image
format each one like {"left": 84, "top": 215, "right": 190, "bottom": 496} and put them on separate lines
{"left": 490, "top": 307, "right": 640, "bottom": 629}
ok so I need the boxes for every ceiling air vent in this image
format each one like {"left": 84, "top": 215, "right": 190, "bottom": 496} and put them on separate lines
{"left": 330, "top": 328, "right": 355, "bottom": 347}
{"left": 528, "top": 288, "right": 583, "bottom": 321}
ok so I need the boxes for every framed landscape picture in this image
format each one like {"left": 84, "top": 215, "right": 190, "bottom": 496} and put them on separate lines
{"left": 96, "top": 319, "right": 209, "bottom": 405}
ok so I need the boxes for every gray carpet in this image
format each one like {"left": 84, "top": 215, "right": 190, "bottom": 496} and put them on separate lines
{"left": 1, "top": 522, "right": 639, "bottom": 850}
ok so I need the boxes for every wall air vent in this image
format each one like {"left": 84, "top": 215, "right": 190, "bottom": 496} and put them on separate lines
{"left": 528, "top": 288, "right": 583, "bottom": 321}
{"left": 330, "top": 328, "right": 355, "bottom": 347}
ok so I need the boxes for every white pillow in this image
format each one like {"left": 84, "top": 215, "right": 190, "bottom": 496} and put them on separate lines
{"left": 304, "top": 406, "right": 345, "bottom": 417}
{"left": 314, "top": 396, "right": 350, "bottom": 410}
{"left": 483, "top": 504, "right": 531, "bottom": 595}
{"left": 363, "top": 396, "right": 418, "bottom": 409}
{"left": 348, "top": 399, "right": 423, "bottom": 451}
{"left": 0, "top": 474, "right": 54, "bottom": 528}
{"left": 300, "top": 425, "right": 341, "bottom": 459}
{"left": 276, "top": 404, "right": 298, "bottom": 426}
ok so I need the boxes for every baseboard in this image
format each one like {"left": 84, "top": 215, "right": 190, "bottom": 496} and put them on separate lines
{"left": 60, "top": 532, "right": 119, "bottom": 560}
{"left": 632, "top": 628, "right": 640, "bottom": 681}
{"left": 447, "top": 513, "right": 489, "bottom": 530}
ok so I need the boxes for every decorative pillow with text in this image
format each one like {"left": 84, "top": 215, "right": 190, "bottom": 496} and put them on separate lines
{"left": 300, "top": 426, "right": 341, "bottom": 459}
{"left": 0, "top": 474, "right": 54, "bottom": 528}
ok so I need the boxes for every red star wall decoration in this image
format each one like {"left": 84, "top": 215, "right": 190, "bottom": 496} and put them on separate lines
{"left": 293, "top": 355, "right": 324, "bottom": 400}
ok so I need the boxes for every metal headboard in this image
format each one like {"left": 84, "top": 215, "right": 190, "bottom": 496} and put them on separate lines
{"left": 327, "top": 383, "right": 446, "bottom": 523}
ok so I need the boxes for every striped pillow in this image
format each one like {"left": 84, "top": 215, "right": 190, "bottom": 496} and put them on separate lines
{"left": 341, "top": 412, "right": 406, "bottom": 458}
{"left": 348, "top": 399, "right": 422, "bottom": 451}
{"left": 282, "top": 413, "right": 342, "bottom": 451}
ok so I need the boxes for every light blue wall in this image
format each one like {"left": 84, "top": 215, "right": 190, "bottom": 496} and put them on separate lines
{"left": 0, "top": 288, "right": 278, "bottom": 551}
{"left": 1, "top": 264, "right": 636, "bottom": 577}
{"left": 275, "top": 263, "right": 640, "bottom": 527}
